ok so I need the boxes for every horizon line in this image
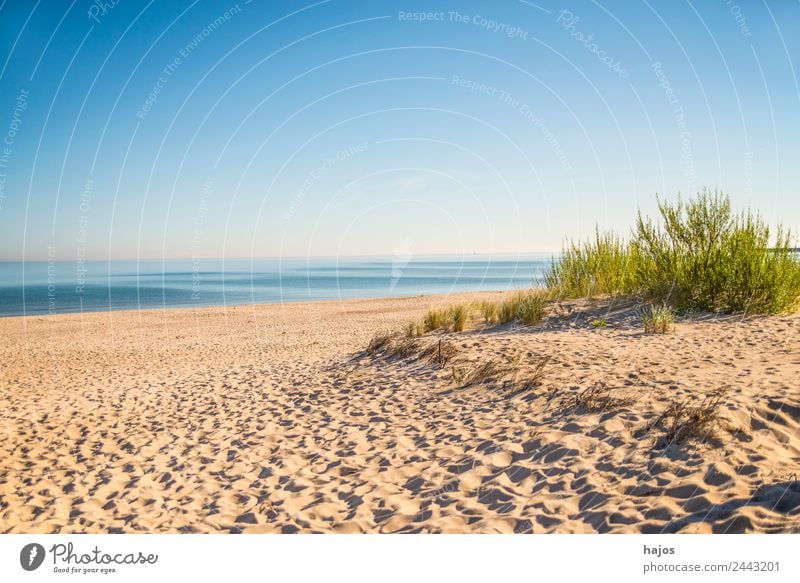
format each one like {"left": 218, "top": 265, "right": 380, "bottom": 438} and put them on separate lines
{"left": 0, "top": 250, "right": 562, "bottom": 263}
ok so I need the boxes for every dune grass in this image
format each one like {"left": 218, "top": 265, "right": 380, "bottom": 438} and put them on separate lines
{"left": 547, "top": 190, "right": 800, "bottom": 314}
{"left": 420, "top": 304, "right": 472, "bottom": 333}
{"left": 415, "top": 290, "right": 548, "bottom": 335}
{"left": 498, "top": 290, "right": 547, "bottom": 325}
{"left": 641, "top": 304, "right": 675, "bottom": 334}
{"left": 474, "top": 299, "right": 499, "bottom": 324}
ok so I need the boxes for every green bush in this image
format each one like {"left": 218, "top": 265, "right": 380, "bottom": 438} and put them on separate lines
{"left": 546, "top": 229, "right": 632, "bottom": 298}
{"left": 547, "top": 190, "right": 800, "bottom": 314}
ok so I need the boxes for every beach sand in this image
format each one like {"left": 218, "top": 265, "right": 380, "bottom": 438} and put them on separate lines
{"left": 1, "top": 292, "right": 799, "bottom": 533}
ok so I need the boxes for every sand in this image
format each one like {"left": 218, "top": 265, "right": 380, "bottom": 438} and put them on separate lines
{"left": 1, "top": 292, "right": 799, "bottom": 533}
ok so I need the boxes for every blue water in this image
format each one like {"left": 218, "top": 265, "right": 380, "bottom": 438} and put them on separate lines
{"left": 0, "top": 255, "right": 553, "bottom": 317}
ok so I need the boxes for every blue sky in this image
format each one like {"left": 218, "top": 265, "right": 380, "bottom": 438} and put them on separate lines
{"left": 0, "top": 0, "right": 798, "bottom": 261}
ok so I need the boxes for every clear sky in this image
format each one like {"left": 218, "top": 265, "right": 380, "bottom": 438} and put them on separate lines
{"left": 0, "top": 0, "right": 798, "bottom": 261}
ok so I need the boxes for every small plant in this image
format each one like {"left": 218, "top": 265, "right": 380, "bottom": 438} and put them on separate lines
{"left": 642, "top": 304, "right": 675, "bottom": 334}
{"left": 516, "top": 292, "right": 546, "bottom": 325}
{"left": 591, "top": 318, "right": 607, "bottom": 328}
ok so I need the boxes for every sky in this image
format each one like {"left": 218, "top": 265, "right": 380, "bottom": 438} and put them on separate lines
{"left": 0, "top": 0, "right": 798, "bottom": 261}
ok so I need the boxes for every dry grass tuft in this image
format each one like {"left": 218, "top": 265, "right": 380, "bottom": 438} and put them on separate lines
{"left": 419, "top": 337, "right": 460, "bottom": 367}
{"left": 656, "top": 389, "right": 728, "bottom": 446}
{"left": 451, "top": 360, "right": 510, "bottom": 388}
{"left": 505, "top": 357, "right": 549, "bottom": 398}
{"left": 404, "top": 320, "right": 424, "bottom": 338}
{"left": 385, "top": 337, "right": 423, "bottom": 359}
{"left": 573, "top": 382, "right": 634, "bottom": 413}
{"left": 367, "top": 331, "right": 398, "bottom": 355}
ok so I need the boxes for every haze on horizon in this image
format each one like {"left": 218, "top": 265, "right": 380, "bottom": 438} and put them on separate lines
{"left": 0, "top": 0, "right": 798, "bottom": 262}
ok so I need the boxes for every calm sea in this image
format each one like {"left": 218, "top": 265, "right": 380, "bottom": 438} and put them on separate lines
{"left": 0, "top": 255, "right": 553, "bottom": 317}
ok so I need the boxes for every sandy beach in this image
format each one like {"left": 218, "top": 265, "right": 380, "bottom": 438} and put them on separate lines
{"left": 1, "top": 292, "right": 798, "bottom": 534}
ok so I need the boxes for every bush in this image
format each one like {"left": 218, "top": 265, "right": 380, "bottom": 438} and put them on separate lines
{"left": 546, "top": 229, "right": 632, "bottom": 298}
{"left": 547, "top": 190, "right": 800, "bottom": 314}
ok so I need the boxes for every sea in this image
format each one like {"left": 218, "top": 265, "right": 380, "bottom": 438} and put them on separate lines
{"left": 0, "top": 255, "right": 554, "bottom": 317}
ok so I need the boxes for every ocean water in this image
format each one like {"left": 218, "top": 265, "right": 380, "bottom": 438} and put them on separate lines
{"left": 0, "top": 255, "right": 554, "bottom": 317}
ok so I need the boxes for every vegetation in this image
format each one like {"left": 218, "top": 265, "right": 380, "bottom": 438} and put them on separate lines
{"left": 591, "top": 318, "right": 607, "bottom": 328}
{"left": 450, "top": 304, "right": 468, "bottom": 332}
{"left": 573, "top": 382, "right": 634, "bottom": 413}
{"left": 657, "top": 390, "right": 728, "bottom": 446}
{"left": 366, "top": 331, "right": 397, "bottom": 355}
{"left": 641, "top": 304, "right": 675, "bottom": 334}
{"left": 475, "top": 300, "right": 499, "bottom": 324}
{"left": 547, "top": 190, "right": 800, "bottom": 314}
{"left": 498, "top": 290, "right": 547, "bottom": 325}
{"left": 415, "top": 289, "right": 548, "bottom": 335}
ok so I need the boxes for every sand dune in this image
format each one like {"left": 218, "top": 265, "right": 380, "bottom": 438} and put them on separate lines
{"left": 1, "top": 292, "right": 799, "bottom": 533}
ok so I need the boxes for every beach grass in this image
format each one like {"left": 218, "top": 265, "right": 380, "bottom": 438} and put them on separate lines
{"left": 474, "top": 299, "right": 499, "bottom": 324}
{"left": 641, "top": 304, "right": 675, "bottom": 334}
{"left": 498, "top": 289, "right": 547, "bottom": 325}
{"left": 547, "top": 190, "right": 800, "bottom": 314}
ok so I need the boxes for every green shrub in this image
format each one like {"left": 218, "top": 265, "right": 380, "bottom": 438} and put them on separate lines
{"left": 591, "top": 318, "right": 607, "bottom": 328}
{"left": 546, "top": 229, "right": 633, "bottom": 298}
{"left": 547, "top": 190, "right": 800, "bottom": 314}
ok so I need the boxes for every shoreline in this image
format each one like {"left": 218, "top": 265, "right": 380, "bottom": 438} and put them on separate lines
{"left": 0, "top": 289, "right": 512, "bottom": 321}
